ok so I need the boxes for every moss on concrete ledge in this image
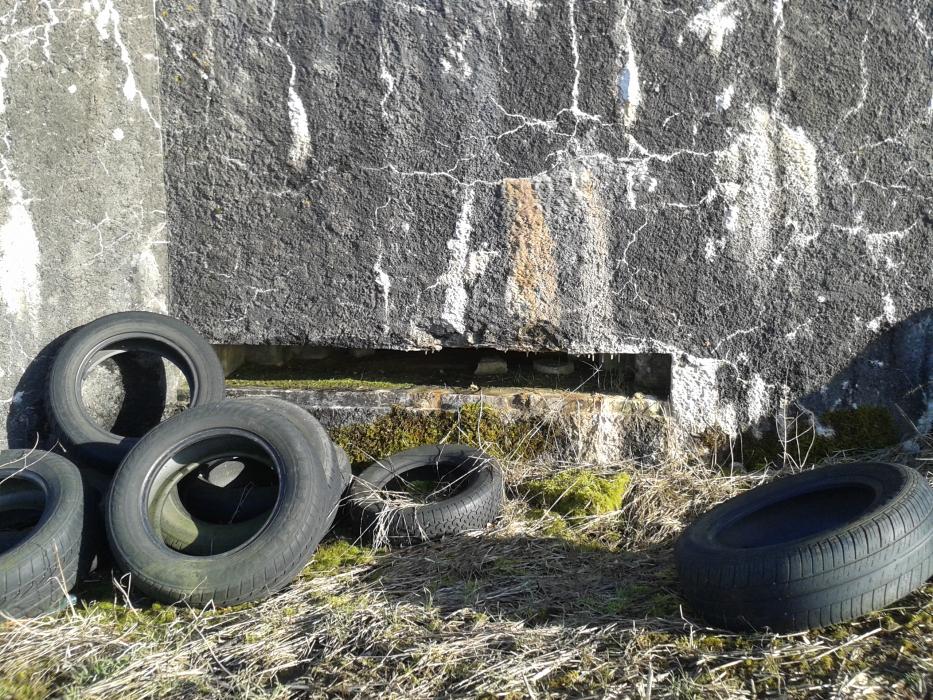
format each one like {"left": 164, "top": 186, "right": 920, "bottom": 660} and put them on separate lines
{"left": 738, "top": 406, "right": 899, "bottom": 470}
{"left": 227, "top": 374, "right": 413, "bottom": 391}
{"left": 330, "top": 404, "right": 559, "bottom": 465}
{"left": 522, "top": 469, "right": 630, "bottom": 517}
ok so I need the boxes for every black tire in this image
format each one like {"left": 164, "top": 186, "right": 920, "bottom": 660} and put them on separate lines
{"left": 349, "top": 444, "right": 504, "bottom": 543}
{"left": 675, "top": 462, "right": 933, "bottom": 632}
{"left": 47, "top": 311, "right": 225, "bottom": 470}
{"left": 105, "top": 401, "right": 339, "bottom": 606}
{"left": 157, "top": 397, "right": 348, "bottom": 555}
{"left": 0, "top": 450, "right": 88, "bottom": 617}
{"left": 245, "top": 397, "right": 350, "bottom": 496}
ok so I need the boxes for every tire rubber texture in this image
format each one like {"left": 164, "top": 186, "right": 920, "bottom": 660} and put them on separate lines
{"left": 47, "top": 311, "right": 225, "bottom": 470}
{"left": 349, "top": 444, "right": 504, "bottom": 543}
{"left": 0, "top": 450, "right": 89, "bottom": 617}
{"left": 106, "top": 401, "right": 339, "bottom": 606}
{"left": 157, "top": 397, "right": 348, "bottom": 556}
{"left": 675, "top": 462, "right": 933, "bottom": 632}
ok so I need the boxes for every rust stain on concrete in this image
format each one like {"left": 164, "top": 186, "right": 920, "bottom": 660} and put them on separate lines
{"left": 502, "top": 178, "right": 560, "bottom": 343}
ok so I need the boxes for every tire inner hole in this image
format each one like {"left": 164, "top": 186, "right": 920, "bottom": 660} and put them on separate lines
{"left": 717, "top": 483, "right": 877, "bottom": 549}
{"left": 81, "top": 348, "right": 191, "bottom": 438}
{"left": 382, "top": 458, "right": 478, "bottom": 505}
{"left": 148, "top": 434, "right": 283, "bottom": 556}
{"left": 176, "top": 458, "right": 279, "bottom": 526}
{"left": 0, "top": 477, "right": 45, "bottom": 554}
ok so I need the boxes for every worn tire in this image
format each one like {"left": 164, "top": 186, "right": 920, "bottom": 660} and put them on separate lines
{"left": 47, "top": 311, "right": 226, "bottom": 470}
{"left": 106, "top": 401, "right": 339, "bottom": 606}
{"left": 0, "top": 450, "right": 88, "bottom": 617}
{"left": 349, "top": 444, "right": 504, "bottom": 543}
{"left": 157, "top": 397, "right": 348, "bottom": 555}
{"left": 676, "top": 462, "right": 933, "bottom": 632}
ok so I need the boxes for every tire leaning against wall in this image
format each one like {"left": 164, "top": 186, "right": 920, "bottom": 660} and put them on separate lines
{"left": 47, "top": 311, "right": 226, "bottom": 470}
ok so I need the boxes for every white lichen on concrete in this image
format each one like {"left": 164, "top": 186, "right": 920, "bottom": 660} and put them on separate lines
{"left": 285, "top": 53, "right": 312, "bottom": 169}
{"left": 778, "top": 122, "right": 820, "bottom": 247}
{"left": 687, "top": 2, "right": 737, "bottom": 56}
{"left": 435, "top": 187, "right": 499, "bottom": 335}
{"left": 437, "top": 187, "right": 477, "bottom": 335}
{"left": 717, "top": 108, "right": 774, "bottom": 262}
{"left": 746, "top": 373, "right": 769, "bottom": 425}
{"left": 716, "top": 106, "right": 822, "bottom": 262}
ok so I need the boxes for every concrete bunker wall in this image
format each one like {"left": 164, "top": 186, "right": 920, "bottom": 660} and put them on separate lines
{"left": 0, "top": 1, "right": 930, "bottom": 448}
{"left": 158, "top": 0, "right": 932, "bottom": 437}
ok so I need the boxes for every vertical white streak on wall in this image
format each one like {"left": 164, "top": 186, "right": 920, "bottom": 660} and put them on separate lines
{"left": 0, "top": 156, "right": 41, "bottom": 320}
{"left": 285, "top": 52, "right": 312, "bottom": 168}
{"left": 438, "top": 186, "right": 476, "bottom": 335}
{"left": 90, "top": 0, "right": 160, "bottom": 127}
{"left": 0, "top": 50, "right": 8, "bottom": 114}
{"left": 373, "top": 250, "right": 392, "bottom": 332}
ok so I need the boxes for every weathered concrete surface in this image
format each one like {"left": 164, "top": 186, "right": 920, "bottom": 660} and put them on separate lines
{"left": 0, "top": 2, "right": 169, "bottom": 447}
{"left": 159, "top": 0, "right": 932, "bottom": 435}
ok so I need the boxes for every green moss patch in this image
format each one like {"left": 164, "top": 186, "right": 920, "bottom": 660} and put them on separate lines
{"left": 738, "top": 406, "right": 899, "bottom": 471}
{"left": 304, "top": 541, "right": 375, "bottom": 575}
{"left": 331, "top": 404, "right": 559, "bottom": 465}
{"left": 522, "top": 469, "right": 630, "bottom": 517}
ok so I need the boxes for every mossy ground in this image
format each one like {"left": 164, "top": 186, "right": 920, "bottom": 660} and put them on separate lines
{"left": 1, "top": 438, "right": 929, "bottom": 698}
{"left": 735, "top": 406, "right": 900, "bottom": 471}
{"left": 303, "top": 540, "right": 375, "bottom": 575}
{"left": 521, "top": 469, "right": 630, "bottom": 517}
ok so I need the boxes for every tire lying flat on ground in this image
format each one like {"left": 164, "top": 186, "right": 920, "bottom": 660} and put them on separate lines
{"left": 349, "top": 444, "right": 504, "bottom": 543}
{"left": 47, "top": 311, "right": 225, "bottom": 470}
{"left": 106, "top": 401, "right": 341, "bottom": 606}
{"left": 0, "top": 450, "right": 89, "bottom": 617}
{"left": 676, "top": 462, "right": 933, "bottom": 632}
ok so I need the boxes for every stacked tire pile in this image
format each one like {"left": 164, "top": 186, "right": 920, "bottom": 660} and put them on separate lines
{"left": 0, "top": 312, "right": 505, "bottom": 614}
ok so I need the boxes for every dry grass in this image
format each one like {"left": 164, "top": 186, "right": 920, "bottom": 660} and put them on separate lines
{"left": 0, "top": 416, "right": 931, "bottom": 699}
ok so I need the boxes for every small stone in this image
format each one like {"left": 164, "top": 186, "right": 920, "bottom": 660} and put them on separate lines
{"left": 474, "top": 355, "right": 508, "bottom": 376}
{"left": 533, "top": 357, "right": 575, "bottom": 376}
